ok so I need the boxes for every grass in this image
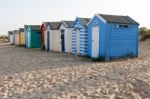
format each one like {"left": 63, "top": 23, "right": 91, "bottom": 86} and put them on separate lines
{"left": 140, "top": 27, "right": 150, "bottom": 41}
{"left": 141, "top": 32, "right": 150, "bottom": 41}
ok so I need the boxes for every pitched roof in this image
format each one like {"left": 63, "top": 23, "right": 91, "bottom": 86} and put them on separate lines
{"left": 42, "top": 22, "right": 50, "bottom": 27}
{"left": 19, "top": 28, "right": 24, "bottom": 32}
{"left": 99, "top": 14, "right": 139, "bottom": 25}
{"left": 42, "top": 22, "right": 49, "bottom": 25}
{"left": 62, "top": 21, "right": 74, "bottom": 28}
{"left": 49, "top": 22, "right": 61, "bottom": 30}
{"left": 8, "top": 31, "right": 13, "bottom": 35}
{"left": 29, "top": 25, "right": 40, "bottom": 30}
{"left": 24, "top": 25, "right": 28, "bottom": 29}
{"left": 78, "top": 18, "right": 91, "bottom": 26}
{"left": 13, "top": 30, "right": 19, "bottom": 34}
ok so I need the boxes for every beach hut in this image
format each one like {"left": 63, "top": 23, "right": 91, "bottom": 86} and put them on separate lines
{"left": 8, "top": 31, "right": 14, "bottom": 44}
{"left": 26, "top": 25, "right": 42, "bottom": 48}
{"left": 45, "top": 22, "right": 61, "bottom": 52}
{"left": 59, "top": 21, "right": 74, "bottom": 52}
{"left": 13, "top": 30, "right": 19, "bottom": 45}
{"left": 72, "top": 17, "right": 91, "bottom": 56}
{"left": 8, "top": 31, "right": 10, "bottom": 42}
{"left": 24, "top": 25, "right": 29, "bottom": 47}
{"left": 40, "top": 22, "right": 49, "bottom": 49}
{"left": 19, "top": 28, "right": 25, "bottom": 46}
{"left": 88, "top": 14, "right": 139, "bottom": 60}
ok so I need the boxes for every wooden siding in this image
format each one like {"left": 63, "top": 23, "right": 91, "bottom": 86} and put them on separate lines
{"left": 108, "top": 24, "right": 139, "bottom": 58}
{"left": 52, "top": 30, "right": 61, "bottom": 52}
{"left": 45, "top": 29, "right": 61, "bottom": 52}
{"left": 88, "top": 15, "right": 139, "bottom": 60}
{"left": 10, "top": 35, "right": 14, "bottom": 44}
{"left": 44, "top": 30, "right": 48, "bottom": 51}
{"left": 19, "top": 32, "right": 25, "bottom": 45}
{"left": 14, "top": 33, "right": 19, "bottom": 45}
{"left": 26, "top": 27, "right": 42, "bottom": 48}
{"left": 72, "top": 18, "right": 88, "bottom": 55}
{"left": 88, "top": 16, "right": 106, "bottom": 58}
{"left": 24, "top": 26, "right": 28, "bottom": 47}
{"left": 40, "top": 24, "right": 46, "bottom": 48}
{"left": 65, "top": 28, "right": 72, "bottom": 52}
{"left": 59, "top": 24, "right": 72, "bottom": 53}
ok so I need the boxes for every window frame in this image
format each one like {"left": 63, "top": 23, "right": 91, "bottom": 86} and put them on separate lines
{"left": 115, "top": 24, "right": 129, "bottom": 29}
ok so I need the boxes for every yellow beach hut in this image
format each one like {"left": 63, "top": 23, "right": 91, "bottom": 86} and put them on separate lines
{"left": 19, "top": 28, "right": 25, "bottom": 46}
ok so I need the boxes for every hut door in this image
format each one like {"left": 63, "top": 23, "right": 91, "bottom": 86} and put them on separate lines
{"left": 10, "top": 35, "right": 13, "bottom": 44}
{"left": 76, "top": 29, "right": 80, "bottom": 54}
{"left": 92, "top": 25, "right": 99, "bottom": 58}
{"left": 61, "top": 30, "right": 65, "bottom": 52}
{"left": 47, "top": 31, "right": 50, "bottom": 51}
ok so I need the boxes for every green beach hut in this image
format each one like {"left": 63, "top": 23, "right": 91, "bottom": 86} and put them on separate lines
{"left": 26, "top": 25, "right": 42, "bottom": 48}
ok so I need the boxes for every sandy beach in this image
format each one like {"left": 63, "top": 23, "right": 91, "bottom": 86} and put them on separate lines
{"left": 0, "top": 40, "right": 150, "bottom": 99}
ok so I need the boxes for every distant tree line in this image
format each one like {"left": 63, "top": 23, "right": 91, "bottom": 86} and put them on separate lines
{"left": 140, "top": 27, "right": 150, "bottom": 41}
{"left": 0, "top": 35, "right": 8, "bottom": 42}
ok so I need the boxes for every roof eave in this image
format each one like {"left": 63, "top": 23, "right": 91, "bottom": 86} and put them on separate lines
{"left": 107, "top": 22, "right": 139, "bottom": 25}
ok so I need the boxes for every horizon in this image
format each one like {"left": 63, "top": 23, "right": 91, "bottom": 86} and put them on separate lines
{"left": 0, "top": 0, "right": 150, "bottom": 35}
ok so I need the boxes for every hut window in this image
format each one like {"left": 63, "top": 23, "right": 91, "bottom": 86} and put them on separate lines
{"left": 115, "top": 25, "right": 120, "bottom": 28}
{"left": 119, "top": 25, "right": 124, "bottom": 28}
{"left": 115, "top": 25, "right": 129, "bottom": 28}
{"left": 124, "top": 25, "right": 129, "bottom": 28}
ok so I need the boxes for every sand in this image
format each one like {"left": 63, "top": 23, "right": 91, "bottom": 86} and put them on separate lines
{"left": 0, "top": 40, "right": 150, "bottom": 99}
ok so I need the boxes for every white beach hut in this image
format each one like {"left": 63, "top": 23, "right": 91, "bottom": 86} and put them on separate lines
{"left": 45, "top": 22, "right": 61, "bottom": 52}
{"left": 59, "top": 21, "right": 74, "bottom": 52}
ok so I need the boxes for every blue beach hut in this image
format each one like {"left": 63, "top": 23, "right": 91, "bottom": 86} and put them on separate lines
{"left": 88, "top": 14, "right": 139, "bottom": 60}
{"left": 72, "top": 17, "right": 91, "bottom": 56}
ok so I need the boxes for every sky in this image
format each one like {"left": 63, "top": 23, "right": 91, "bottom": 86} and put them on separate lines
{"left": 0, "top": 0, "right": 150, "bottom": 35}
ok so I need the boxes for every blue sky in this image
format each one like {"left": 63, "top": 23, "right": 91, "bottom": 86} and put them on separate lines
{"left": 0, "top": 0, "right": 150, "bottom": 35}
